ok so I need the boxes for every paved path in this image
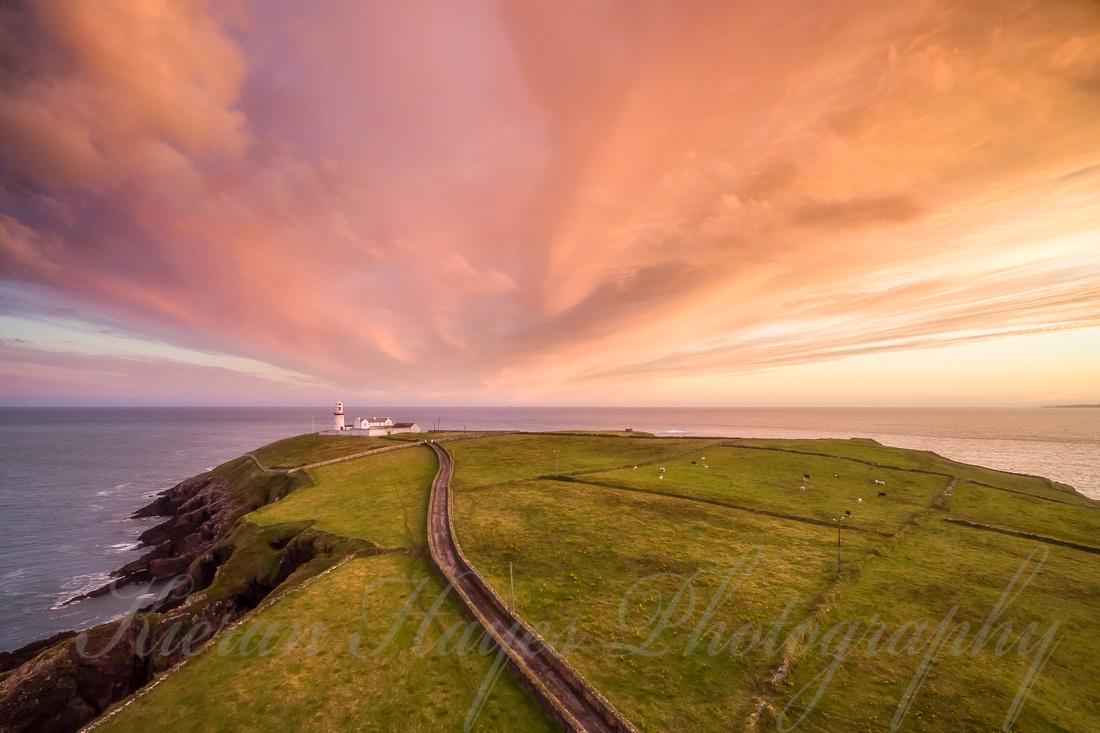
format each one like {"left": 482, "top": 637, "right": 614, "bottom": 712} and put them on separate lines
{"left": 425, "top": 441, "right": 636, "bottom": 733}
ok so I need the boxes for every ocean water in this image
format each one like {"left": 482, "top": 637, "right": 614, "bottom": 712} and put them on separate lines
{"left": 1, "top": 406, "right": 1097, "bottom": 653}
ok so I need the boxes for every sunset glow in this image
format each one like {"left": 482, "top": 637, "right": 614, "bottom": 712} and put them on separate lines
{"left": 2, "top": 1, "right": 1099, "bottom": 405}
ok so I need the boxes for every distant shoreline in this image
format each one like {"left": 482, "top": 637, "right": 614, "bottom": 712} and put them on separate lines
{"left": 1043, "top": 404, "right": 1100, "bottom": 408}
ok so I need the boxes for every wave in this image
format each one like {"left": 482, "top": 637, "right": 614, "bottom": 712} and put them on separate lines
{"left": 52, "top": 572, "right": 112, "bottom": 609}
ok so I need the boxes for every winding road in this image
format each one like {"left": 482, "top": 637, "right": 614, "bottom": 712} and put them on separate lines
{"left": 425, "top": 441, "right": 636, "bottom": 733}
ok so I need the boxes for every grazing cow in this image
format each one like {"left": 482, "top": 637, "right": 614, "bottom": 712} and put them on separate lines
{"left": 633, "top": 466, "right": 638, "bottom": 470}
{"left": 691, "top": 461, "right": 697, "bottom": 465}
{"left": 800, "top": 485, "right": 806, "bottom": 490}
{"left": 659, "top": 475, "right": 664, "bottom": 480}
{"left": 878, "top": 491, "right": 886, "bottom": 497}
{"left": 833, "top": 473, "right": 839, "bottom": 478}
{"left": 874, "top": 479, "right": 886, "bottom": 485}
{"left": 857, "top": 497, "right": 863, "bottom": 503}
{"left": 660, "top": 467, "right": 665, "bottom": 472}
{"left": 703, "top": 464, "right": 708, "bottom": 468}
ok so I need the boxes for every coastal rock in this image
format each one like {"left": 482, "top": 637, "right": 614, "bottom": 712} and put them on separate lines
{"left": 0, "top": 632, "right": 77, "bottom": 677}
{"left": 148, "top": 555, "right": 196, "bottom": 581}
{"left": 1, "top": 458, "right": 318, "bottom": 733}
{"left": 0, "top": 652, "right": 94, "bottom": 733}
{"left": 73, "top": 471, "right": 242, "bottom": 604}
{"left": 0, "top": 624, "right": 144, "bottom": 733}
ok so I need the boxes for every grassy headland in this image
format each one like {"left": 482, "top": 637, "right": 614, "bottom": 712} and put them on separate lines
{"left": 93, "top": 442, "right": 557, "bottom": 733}
{"left": 250, "top": 434, "right": 397, "bottom": 469}
{"left": 23, "top": 432, "right": 1097, "bottom": 733}
{"left": 450, "top": 435, "right": 1100, "bottom": 732}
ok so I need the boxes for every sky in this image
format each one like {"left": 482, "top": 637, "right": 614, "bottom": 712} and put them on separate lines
{"left": 1, "top": 0, "right": 1099, "bottom": 407}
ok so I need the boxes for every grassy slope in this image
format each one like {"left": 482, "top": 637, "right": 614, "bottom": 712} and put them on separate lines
{"left": 944, "top": 482, "right": 1100, "bottom": 548}
{"left": 251, "top": 447, "right": 438, "bottom": 548}
{"left": 449, "top": 433, "right": 716, "bottom": 490}
{"left": 594, "top": 443, "right": 950, "bottom": 533}
{"left": 455, "top": 478, "right": 867, "bottom": 730}
{"left": 735, "top": 438, "right": 1092, "bottom": 505}
{"left": 96, "top": 554, "right": 557, "bottom": 733}
{"left": 92, "top": 433, "right": 1099, "bottom": 733}
{"left": 765, "top": 523, "right": 1100, "bottom": 732}
{"left": 97, "top": 442, "right": 556, "bottom": 733}
{"left": 453, "top": 436, "right": 1100, "bottom": 732}
{"left": 251, "top": 434, "right": 398, "bottom": 469}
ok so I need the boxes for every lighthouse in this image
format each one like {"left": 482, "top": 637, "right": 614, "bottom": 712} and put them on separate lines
{"left": 333, "top": 401, "right": 345, "bottom": 431}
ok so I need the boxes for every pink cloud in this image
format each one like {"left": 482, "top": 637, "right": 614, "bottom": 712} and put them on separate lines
{"left": 1, "top": 0, "right": 1099, "bottom": 403}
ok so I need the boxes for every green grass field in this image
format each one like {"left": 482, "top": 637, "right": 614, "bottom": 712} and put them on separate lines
{"left": 449, "top": 432, "right": 716, "bottom": 489}
{"left": 90, "top": 432, "right": 1100, "bottom": 733}
{"left": 763, "top": 523, "right": 1100, "bottom": 732}
{"left": 735, "top": 438, "right": 1091, "bottom": 505}
{"left": 96, "top": 554, "right": 557, "bottom": 733}
{"left": 96, "top": 441, "right": 557, "bottom": 733}
{"left": 251, "top": 434, "right": 399, "bottom": 469}
{"left": 451, "top": 435, "right": 1100, "bottom": 732}
{"left": 251, "top": 446, "right": 439, "bottom": 549}
{"left": 453, "top": 477, "right": 871, "bottom": 730}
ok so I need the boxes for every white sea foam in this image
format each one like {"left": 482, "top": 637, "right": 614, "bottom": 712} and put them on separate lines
{"left": 51, "top": 572, "right": 112, "bottom": 609}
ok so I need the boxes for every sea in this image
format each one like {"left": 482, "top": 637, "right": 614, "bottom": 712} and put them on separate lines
{"left": 1, "top": 406, "right": 1097, "bottom": 653}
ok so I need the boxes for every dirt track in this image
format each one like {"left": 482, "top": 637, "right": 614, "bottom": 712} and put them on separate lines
{"left": 425, "top": 441, "right": 635, "bottom": 733}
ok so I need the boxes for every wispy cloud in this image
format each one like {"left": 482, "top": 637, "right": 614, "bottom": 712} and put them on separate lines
{"left": 1, "top": 0, "right": 1098, "bottom": 404}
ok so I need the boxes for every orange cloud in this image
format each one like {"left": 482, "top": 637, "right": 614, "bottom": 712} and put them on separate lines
{"left": 1, "top": 0, "right": 1099, "bottom": 404}
{"left": 0, "top": 0, "right": 248, "bottom": 190}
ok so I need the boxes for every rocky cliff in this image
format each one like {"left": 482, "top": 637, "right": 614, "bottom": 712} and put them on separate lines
{"left": 0, "top": 457, "right": 344, "bottom": 733}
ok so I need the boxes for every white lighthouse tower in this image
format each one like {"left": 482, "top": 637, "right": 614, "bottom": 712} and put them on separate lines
{"left": 333, "top": 401, "right": 345, "bottom": 431}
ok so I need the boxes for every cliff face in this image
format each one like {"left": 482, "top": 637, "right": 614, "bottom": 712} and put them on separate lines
{"left": 72, "top": 459, "right": 302, "bottom": 607}
{"left": 0, "top": 458, "right": 316, "bottom": 733}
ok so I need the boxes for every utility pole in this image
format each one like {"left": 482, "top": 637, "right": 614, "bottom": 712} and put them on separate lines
{"left": 552, "top": 449, "right": 559, "bottom": 477}
{"left": 509, "top": 561, "right": 515, "bottom": 612}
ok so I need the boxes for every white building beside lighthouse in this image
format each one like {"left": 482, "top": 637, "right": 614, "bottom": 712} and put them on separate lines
{"left": 355, "top": 416, "right": 392, "bottom": 429}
